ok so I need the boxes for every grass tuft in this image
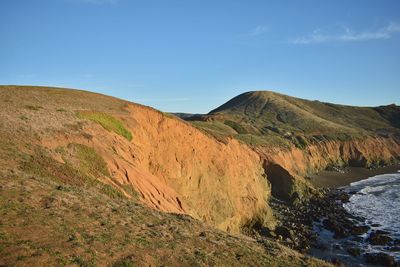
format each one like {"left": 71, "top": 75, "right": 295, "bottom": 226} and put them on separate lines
{"left": 24, "top": 105, "right": 42, "bottom": 111}
{"left": 100, "top": 184, "right": 124, "bottom": 199}
{"left": 19, "top": 115, "right": 29, "bottom": 121}
{"left": 113, "top": 257, "right": 135, "bottom": 267}
{"left": 77, "top": 111, "right": 132, "bottom": 141}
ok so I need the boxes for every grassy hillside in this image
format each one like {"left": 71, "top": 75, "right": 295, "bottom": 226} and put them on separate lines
{"left": 0, "top": 85, "right": 330, "bottom": 266}
{"left": 1, "top": 164, "right": 326, "bottom": 266}
{"left": 188, "top": 91, "right": 400, "bottom": 148}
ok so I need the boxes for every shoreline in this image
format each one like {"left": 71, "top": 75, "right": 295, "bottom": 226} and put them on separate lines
{"left": 258, "top": 165, "right": 400, "bottom": 266}
{"left": 309, "top": 165, "right": 400, "bottom": 189}
{"left": 307, "top": 166, "right": 400, "bottom": 266}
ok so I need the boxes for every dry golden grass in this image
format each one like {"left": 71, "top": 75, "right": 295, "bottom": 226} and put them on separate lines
{"left": 0, "top": 167, "right": 330, "bottom": 266}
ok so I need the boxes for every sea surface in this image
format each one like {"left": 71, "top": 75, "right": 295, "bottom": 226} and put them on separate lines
{"left": 343, "top": 171, "right": 400, "bottom": 261}
{"left": 310, "top": 171, "right": 400, "bottom": 266}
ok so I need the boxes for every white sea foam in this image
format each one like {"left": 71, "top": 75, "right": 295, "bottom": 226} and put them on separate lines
{"left": 344, "top": 173, "right": 400, "bottom": 236}
{"left": 343, "top": 172, "right": 400, "bottom": 260}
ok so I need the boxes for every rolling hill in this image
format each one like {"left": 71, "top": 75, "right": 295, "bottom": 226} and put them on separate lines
{"left": 0, "top": 85, "right": 332, "bottom": 266}
{"left": 188, "top": 91, "right": 400, "bottom": 148}
{"left": 187, "top": 91, "right": 400, "bottom": 203}
{"left": 1, "top": 85, "right": 399, "bottom": 266}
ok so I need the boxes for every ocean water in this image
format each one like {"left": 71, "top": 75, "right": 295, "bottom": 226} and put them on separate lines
{"left": 309, "top": 171, "right": 400, "bottom": 266}
{"left": 343, "top": 171, "right": 400, "bottom": 261}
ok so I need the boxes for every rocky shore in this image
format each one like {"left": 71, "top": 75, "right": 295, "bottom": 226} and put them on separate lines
{"left": 248, "top": 189, "right": 400, "bottom": 266}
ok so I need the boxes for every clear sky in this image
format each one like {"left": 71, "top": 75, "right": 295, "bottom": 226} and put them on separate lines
{"left": 1, "top": 0, "right": 399, "bottom": 113}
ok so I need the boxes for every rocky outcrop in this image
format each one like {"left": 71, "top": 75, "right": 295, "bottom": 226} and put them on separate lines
{"left": 43, "top": 103, "right": 275, "bottom": 233}
{"left": 98, "top": 104, "right": 400, "bottom": 232}
{"left": 262, "top": 162, "right": 298, "bottom": 202}
{"left": 123, "top": 104, "right": 275, "bottom": 232}
{"left": 258, "top": 137, "right": 400, "bottom": 201}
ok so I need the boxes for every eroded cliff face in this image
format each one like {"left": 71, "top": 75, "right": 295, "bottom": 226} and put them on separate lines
{"left": 14, "top": 87, "right": 397, "bottom": 234}
{"left": 259, "top": 137, "right": 400, "bottom": 201}
{"left": 124, "top": 105, "right": 275, "bottom": 231}
{"left": 42, "top": 103, "right": 400, "bottom": 233}
{"left": 1, "top": 87, "right": 337, "bottom": 266}
{"left": 42, "top": 103, "right": 274, "bottom": 233}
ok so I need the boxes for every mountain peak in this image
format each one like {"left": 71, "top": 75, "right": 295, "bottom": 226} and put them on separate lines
{"left": 209, "top": 90, "right": 286, "bottom": 114}
{"left": 193, "top": 90, "right": 400, "bottom": 147}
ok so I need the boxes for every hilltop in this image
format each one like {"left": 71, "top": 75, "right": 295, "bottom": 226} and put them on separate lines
{"left": 189, "top": 91, "right": 400, "bottom": 148}
{"left": 187, "top": 90, "right": 400, "bottom": 203}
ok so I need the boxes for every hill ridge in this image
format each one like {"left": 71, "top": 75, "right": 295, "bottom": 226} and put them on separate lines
{"left": 190, "top": 90, "right": 400, "bottom": 148}
{"left": 1, "top": 85, "right": 399, "bottom": 266}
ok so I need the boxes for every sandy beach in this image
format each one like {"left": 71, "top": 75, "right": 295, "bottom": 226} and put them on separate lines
{"left": 309, "top": 165, "right": 400, "bottom": 188}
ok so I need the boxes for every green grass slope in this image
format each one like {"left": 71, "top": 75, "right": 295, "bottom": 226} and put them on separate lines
{"left": 189, "top": 91, "right": 400, "bottom": 147}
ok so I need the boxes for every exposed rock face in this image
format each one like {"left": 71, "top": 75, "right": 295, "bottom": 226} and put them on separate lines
{"left": 186, "top": 90, "right": 400, "bottom": 203}
{"left": 123, "top": 104, "right": 274, "bottom": 232}
{"left": 258, "top": 137, "right": 400, "bottom": 201}
{"left": 43, "top": 103, "right": 274, "bottom": 233}
{"left": 42, "top": 101, "right": 400, "bottom": 234}
{"left": 91, "top": 104, "right": 400, "bottom": 231}
{"left": 263, "top": 163, "right": 298, "bottom": 202}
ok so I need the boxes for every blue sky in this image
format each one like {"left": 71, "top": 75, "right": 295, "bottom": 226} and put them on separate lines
{"left": 1, "top": 0, "right": 399, "bottom": 113}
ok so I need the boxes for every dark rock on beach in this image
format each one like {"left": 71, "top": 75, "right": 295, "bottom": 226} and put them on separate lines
{"left": 350, "top": 225, "right": 370, "bottom": 235}
{"left": 330, "top": 257, "right": 346, "bottom": 266}
{"left": 252, "top": 187, "right": 399, "bottom": 266}
{"left": 364, "top": 252, "right": 399, "bottom": 267}
{"left": 346, "top": 247, "right": 361, "bottom": 257}
{"left": 368, "top": 231, "right": 393, "bottom": 246}
{"left": 387, "top": 246, "right": 400, "bottom": 252}
{"left": 322, "top": 217, "right": 349, "bottom": 238}
{"left": 336, "top": 190, "right": 350, "bottom": 203}
{"left": 262, "top": 188, "right": 359, "bottom": 253}
{"left": 275, "top": 226, "right": 295, "bottom": 241}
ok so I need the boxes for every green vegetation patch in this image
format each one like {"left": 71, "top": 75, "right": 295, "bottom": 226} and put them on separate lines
{"left": 70, "top": 143, "right": 109, "bottom": 177}
{"left": 191, "top": 91, "right": 398, "bottom": 148}
{"left": 77, "top": 111, "right": 132, "bottom": 141}
{"left": 100, "top": 183, "right": 124, "bottom": 199}
{"left": 0, "top": 135, "right": 20, "bottom": 166}
{"left": 24, "top": 105, "right": 43, "bottom": 111}
{"left": 190, "top": 121, "right": 236, "bottom": 143}
{"left": 235, "top": 133, "right": 290, "bottom": 148}
{"left": 20, "top": 145, "right": 126, "bottom": 200}
{"left": 112, "top": 256, "right": 136, "bottom": 267}
{"left": 21, "top": 148, "right": 91, "bottom": 187}
{"left": 224, "top": 120, "right": 248, "bottom": 134}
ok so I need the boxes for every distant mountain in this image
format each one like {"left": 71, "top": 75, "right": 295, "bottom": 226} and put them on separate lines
{"left": 187, "top": 91, "right": 400, "bottom": 147}
{"left": 171, "top": 112, "right": 203, "bottom": 120}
